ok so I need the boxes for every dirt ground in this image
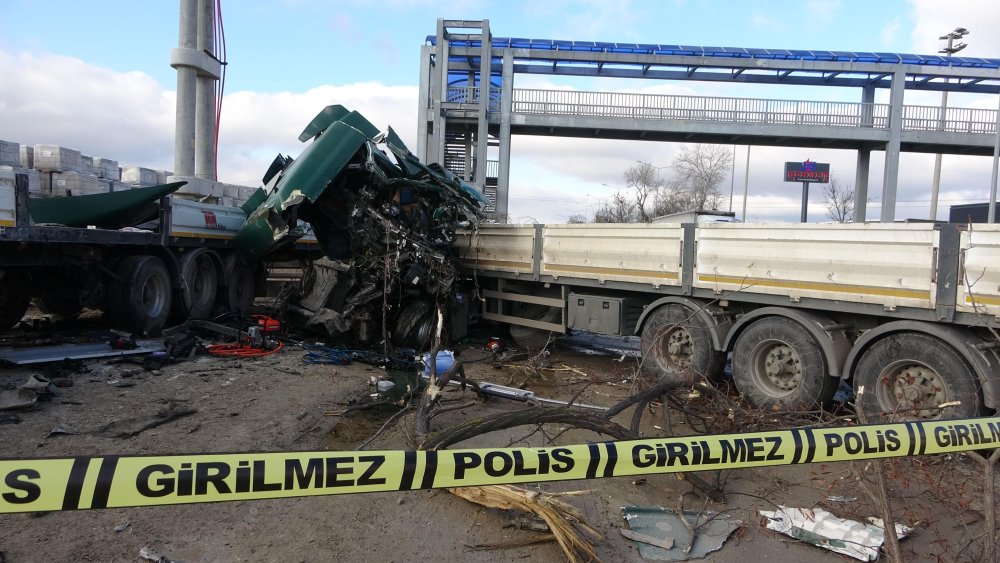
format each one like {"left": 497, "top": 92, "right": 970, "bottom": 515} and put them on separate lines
{"left": 0, "top": 311, "right": 996, "bottom": 563}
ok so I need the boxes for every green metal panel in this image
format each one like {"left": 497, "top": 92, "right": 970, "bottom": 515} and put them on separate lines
{"left": 28, "top": 181, "right": 186, "bottom": 228}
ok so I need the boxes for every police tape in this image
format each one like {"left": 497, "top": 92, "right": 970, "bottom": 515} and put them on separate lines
{"left": 2, "top": 417, "right": 998, "bottom": 514}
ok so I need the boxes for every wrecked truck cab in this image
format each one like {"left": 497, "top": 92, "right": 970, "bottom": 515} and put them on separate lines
{"left": 235, "top": 107, "right": 380, "bottom": 264}
{"left": 235, "top": 105, "right": 485, "bottom": 350}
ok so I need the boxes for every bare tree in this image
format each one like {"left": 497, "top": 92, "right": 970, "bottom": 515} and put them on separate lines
{"left": 593, "top": 191, "right": 638, "bottom": 223}
{"left": 670, "top": 145, "right": 731, "bottom": 211}
{"left": 624, "top": 162, "right": 660, "bottom": 222}
{"left": 566, "top": 213, "right": 588, "bottom": 224}
{"left": 824, "top": 178, "right": 855, "bottom": 223}
{"left": 596, "top": 146, "right": 731, "bottom": 224}
{"left": 651, "top": 177, "right": 699, "bottom": 217}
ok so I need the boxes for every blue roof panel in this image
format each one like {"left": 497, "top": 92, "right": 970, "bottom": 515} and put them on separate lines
{"left": 427, "top": 36, "right": 1000, "bottom": 70}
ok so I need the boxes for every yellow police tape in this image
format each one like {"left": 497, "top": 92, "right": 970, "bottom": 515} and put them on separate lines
{"left": 2, "top": 417, "right": 998, "bottom": 514}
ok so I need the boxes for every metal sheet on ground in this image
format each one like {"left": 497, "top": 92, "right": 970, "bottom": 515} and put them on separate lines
{"left": 0, "top": 339, "right": 165, "bottom": 365}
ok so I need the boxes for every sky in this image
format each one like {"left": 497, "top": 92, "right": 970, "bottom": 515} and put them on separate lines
{"left": 2, "top": 0, "right": 1000, "bottom": 223}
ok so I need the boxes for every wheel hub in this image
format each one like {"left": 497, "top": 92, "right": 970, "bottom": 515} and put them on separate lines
{"left": 663, "top": 328, "right": 692, "bottom": 369}
{"left": 889, "top": 364, "right": 945, "bottom": 414}
{"left": 762, "top": 344, "right": 802, "bottom": 391}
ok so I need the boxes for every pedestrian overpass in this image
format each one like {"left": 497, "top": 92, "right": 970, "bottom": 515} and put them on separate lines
{"left": 416, "top": 19, "right": 1000, "bottom": 222}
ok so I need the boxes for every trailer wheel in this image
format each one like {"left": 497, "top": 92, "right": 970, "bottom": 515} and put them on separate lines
{"left": 640, "top": 304, "right": 725, "bottom": 383}
{"left": 222, "top": 255, "right": 256, "bottom": 315}
{"left": 732, "top": 316, "right": 836, "bottom": 411}
{"left": 0, "top": 274, "right": 30, "bottom": 331}
{"left": 854, "top": 333, "right": 983, "bottom": 421}
{"left": 109, "top": 255, "right": 172, "bottom": 336}
{"left": 175, "top": 249, "right": 219, "bottom": 320}
{"left": 509, "top": 304, "right": 561, "bottom": 351}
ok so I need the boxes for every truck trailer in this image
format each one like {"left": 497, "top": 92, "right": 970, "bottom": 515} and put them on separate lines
{"left": 457, "top": 221, "right": 1000, "bottom": 420}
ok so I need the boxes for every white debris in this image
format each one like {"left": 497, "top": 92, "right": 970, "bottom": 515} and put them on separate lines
{"left": 759, "top": 506, "right": 911, "bottom": 561}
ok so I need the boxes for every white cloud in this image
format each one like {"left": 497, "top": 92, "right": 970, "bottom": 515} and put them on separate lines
{"left": 0, "top": 47, "right": 420, "bottom": 187}
{"left": 216, "top": 83, "right": 419, "bottom": 185}
{"left": 881, "top": 18, "right": 901, "bottom": 47}
{"left": 807, "top": 0, "right": 843, "bottom": 22}
{"left": 750, "top": 13, "right": 778, "bottom": 29}
{"left": 0, "top": 50, "right": 175, "bottom": 169}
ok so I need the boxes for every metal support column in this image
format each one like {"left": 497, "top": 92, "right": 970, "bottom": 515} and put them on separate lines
{"left": 496, "top": 49, "right": 514, "bottom": 221}
{"left": 880, "top": 70, "right": 906, "bottom": 223}
{"left": 854, "top": 84, "right": 875, "bottom": 223}
{"left": 473, "top": 20, "right": 491, "bottom": 187}
{"left": 415, "top": 45, "right": 433, "bottom": 162}
{"left": 432, "top": 19, "right": 448, "bottom": 166}
{"left": 800, "top": 181, "right": 809, "bottom": 222}
{"left": 854, "top": 150, "right": 871, "bottom": 223}
{"left": 989, "top": 93, "right": 1000, "bottom": 223}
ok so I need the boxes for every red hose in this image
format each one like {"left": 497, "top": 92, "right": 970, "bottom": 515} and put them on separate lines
{"left": 206, "top": 341, "right": 283, "bottom": 358}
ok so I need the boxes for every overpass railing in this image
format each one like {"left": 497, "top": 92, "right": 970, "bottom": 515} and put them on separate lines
{"left": 510, "top": 89, "right": 998, "bottom": 134}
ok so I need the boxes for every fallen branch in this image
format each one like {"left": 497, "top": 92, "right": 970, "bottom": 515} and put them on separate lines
{"left": 854, "top": 386, "right": 902, "bottom": 563}
{"left": 450, "top": 485, "right": 601, "bottom": 563}
{"left": 420, "top": 405, "right": 635, "bottom": 450}
{"left": 91, "top": 402, "right": 196, "bottom": 439}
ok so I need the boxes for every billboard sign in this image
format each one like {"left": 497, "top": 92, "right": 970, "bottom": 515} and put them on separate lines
{"left": 784, "top": 160, "right": 830, "bottom": 183}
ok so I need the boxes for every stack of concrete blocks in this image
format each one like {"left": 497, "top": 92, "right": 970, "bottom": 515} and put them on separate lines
{"left": 19, "top": 145, "right": 33, "bottom": 169}
{"left": 2, "top": 138, "right": 260, "bottom": 210}
{"left": 91, "top": 157, "right": 125, "bottom": 193}
{"left": 0, "top": 141, "right": 20, "bottom": 168}
{"left": 0, "top": 166, "right": 42, "bottom": 196}
{"left": 222, "top": 183, "right": 246, "bottom": 207}
{"left": 169, "top": 175, "right": 223, "bottom": 204}
{"left": 33, "top": 144, "right": 104, "bottom": 196}
{"left": 0, "top": 141, "right": 41, "bottom": 195}
{"left": 121, "top": 165, "right": 159, "bottom": 187}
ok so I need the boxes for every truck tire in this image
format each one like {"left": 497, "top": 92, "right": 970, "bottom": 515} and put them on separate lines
{"left": 640, "top": 304, "right": 725, "bottom": 383}
{"left": 175, "top": 249, "right": 219, "bottom": 320}
{"left": 394, "top": 299, "right": 435, "bottom": 351}
{"left": 108, "top": 255, "right": 172, "bottom": 336}
{"left": 222, "top": 255, "right": 256, "bottom": 315}
{"left": 509, "top": 304, "right": 561, "bottom": 351}
{"left": 732, "top": 316, "right": 836, "bottom": 411}
{"left": 854, "top": 333, "right": 983, "bottom": 421}
{"left": 0, "top": 274, "right": 30, "bottom": 331}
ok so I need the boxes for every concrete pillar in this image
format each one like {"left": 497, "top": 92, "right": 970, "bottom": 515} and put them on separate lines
{"left": 854, "top": 84, "right": 875, "bottom": 222}
{"left": 860, "top": 83, "right": 875, "bottom": 128}
{"left": 880, "top": 70, "right": 906, "bottom": 223}
{"left": 497, "top": 49, "right": 513, "bottom": 221}
{"left": 416, "top": 45, "right": 433, "bottom": 162}
{"left": 463, "top": 132, "right": 473, "bottom": 181}
{"left": 433, "top": 19, "right": 448, "bottom": 166}
{"left": 194, "top": 0, "right": 216, "bottom": 180}
{"left": 173, "top": 0, "right": 198, "bottom": 178}
{"left": 854, "top": 150, "right": 870, "bottom": 222}
{"left": 474, "top": 19, "right": 491, "bottom": 187}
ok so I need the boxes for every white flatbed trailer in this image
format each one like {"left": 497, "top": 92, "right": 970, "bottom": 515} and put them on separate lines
{"left": 458, "top": 222, "right": 1000, "bottom": 419}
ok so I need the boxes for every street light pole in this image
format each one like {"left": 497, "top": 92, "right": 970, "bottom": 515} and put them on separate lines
{"left": 929, "top": 27, "right": 969, "bottom": 221}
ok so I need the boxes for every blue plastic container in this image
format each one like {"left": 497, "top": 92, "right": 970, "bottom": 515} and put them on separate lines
{"left": 422, "top": 350, "right": 455, "bottom": 375}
